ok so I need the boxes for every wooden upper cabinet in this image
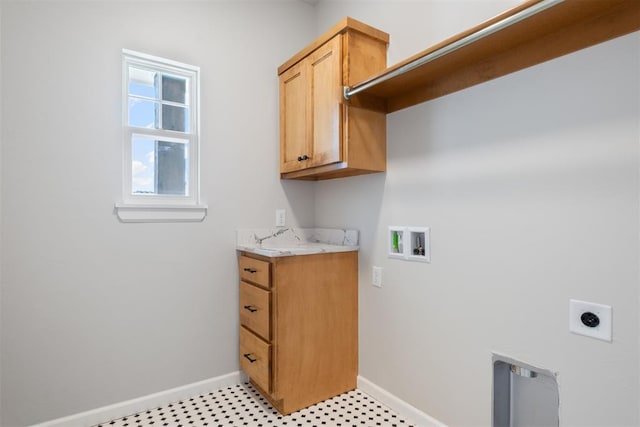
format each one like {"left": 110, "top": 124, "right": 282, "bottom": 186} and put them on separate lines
{"left": 278, "top": 18, "right": 389, "bottom": 180}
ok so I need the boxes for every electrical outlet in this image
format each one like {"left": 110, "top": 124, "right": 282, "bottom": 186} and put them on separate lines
{"left": 372, "top": 266, "right": 382, "bottom": 288}
{"left": 275, "top": 209, "right": 286, "bottom": 227}
{"left": 569, "top": 299, "right": 612, "bottom": 342}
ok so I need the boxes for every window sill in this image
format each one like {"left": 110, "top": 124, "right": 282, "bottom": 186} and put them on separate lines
{"left": 115, "top": 203, "right": 207, "bottom": 223}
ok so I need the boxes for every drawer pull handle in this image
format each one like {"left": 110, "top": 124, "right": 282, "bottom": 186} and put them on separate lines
{"left": 297, "top": 154, "right": 309, "bottom": 161}
{"left": 243, "top": 353, "right": 257, "bottom": 363}
{"left": 243, "top": 305, "right": 258, "bottom": 313}
{"left": 243, "top": 268, "right": 257, "bottom": 273}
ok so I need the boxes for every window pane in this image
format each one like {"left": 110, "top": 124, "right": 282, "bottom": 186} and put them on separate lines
{"left": 162, "top": 105, "right": 189, "bottom": 132}
{"left": 131, "top": 136, "right": 156, "bottom": 194}
{"left": 162, "top": 74, "right": 187, "bottom": 104}
{"left": 156, "top": 140, "right": 188, "bottom": 196}
{"left": 129, "top": 67, "right": 158, "bottom": 98}
{"left": 129, "top": 98, "right": 159, "bottom": 129}
{"left": 131, "top": 136, "right": 189, "bottom": 196}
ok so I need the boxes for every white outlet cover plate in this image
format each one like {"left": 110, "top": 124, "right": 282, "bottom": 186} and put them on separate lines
{"left": 569, "top": 299, "right": 612, "bottom": 342}
{"left": 372, "top": 266, "right": 382, "bottom": 288}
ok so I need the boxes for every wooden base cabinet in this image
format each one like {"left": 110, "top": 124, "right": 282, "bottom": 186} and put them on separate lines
{"left": 278, "top": 18, "right": 389, "bottom": 180}
{"left": 238, "top": 251, "right": 358, "bottom": 415}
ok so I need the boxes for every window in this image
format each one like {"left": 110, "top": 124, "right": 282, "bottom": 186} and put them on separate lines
{"left": 116, "top": 49, "right": 206, "bottom": 222}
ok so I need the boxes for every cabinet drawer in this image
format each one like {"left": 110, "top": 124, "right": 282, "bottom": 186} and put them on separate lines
{"left": 239, "top": 256, "right": 270, "bottom": 288}
{"left": 240, "top": 281, "right": 270, "bottom": 340}
{"left": 240, "top": 326, "right": 271, "bottom": 393}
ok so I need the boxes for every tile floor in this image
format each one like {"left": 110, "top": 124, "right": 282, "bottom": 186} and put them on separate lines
{"left": 95, "top": 382, "right": 415, "bottom": 427}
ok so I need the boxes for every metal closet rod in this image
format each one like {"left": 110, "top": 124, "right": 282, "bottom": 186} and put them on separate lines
{"left": 343, "top": 0, "right": 564, "bottom": 100}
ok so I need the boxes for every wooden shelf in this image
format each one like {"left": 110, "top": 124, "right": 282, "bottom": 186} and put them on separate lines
{"left": 346, "top": 0, "right": 640, "bottom": 113}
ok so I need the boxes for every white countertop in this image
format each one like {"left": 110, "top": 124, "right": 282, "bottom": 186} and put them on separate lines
{"left": 236, "top": 228, "right": 359, "bottom": 257}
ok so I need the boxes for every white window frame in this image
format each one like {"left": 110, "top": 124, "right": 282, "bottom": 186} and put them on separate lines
{"left": 115, "top": 49, "right": 206, "bottom": 222}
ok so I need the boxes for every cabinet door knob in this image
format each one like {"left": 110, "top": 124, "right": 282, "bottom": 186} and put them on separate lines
{"left": 243, "top": 353, "right": 257, "bottom": 363}
{"left": 243, "top": 268, "right": 257, "bottom": 273}
{"left": 243, "top": 305, "right": 258, "bottom": 313}
{"left": 297, "top": 154, "right": 309, "bottom": 161}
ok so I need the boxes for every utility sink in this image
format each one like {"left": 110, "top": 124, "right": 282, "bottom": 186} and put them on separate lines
{"left": 252, "top": 244, "right": 321, "bottom": 257}
{"left": 246, "top": 242, "right": 358, "bottom": 257}
{"left": 236, "top": 228, "right": 360, "bottom": 257}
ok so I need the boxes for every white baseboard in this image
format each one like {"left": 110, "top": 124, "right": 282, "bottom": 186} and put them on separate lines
{"left": 357, "top": 376, "right": 447, "bottom": 427}
{"left": 32, "top": 371, "right": 247, "bottom": 427}
{"left": 33, "top": 372, "right": 438, "bottom": 427}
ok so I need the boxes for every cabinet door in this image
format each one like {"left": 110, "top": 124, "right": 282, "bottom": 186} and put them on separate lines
{"left": 279, "top": 61, "right": 311, "bottom": 173}
{"left": 308, "top": 35, "right": 343, "bottom": 168}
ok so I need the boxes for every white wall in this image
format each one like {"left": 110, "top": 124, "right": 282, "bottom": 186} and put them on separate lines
{"left": 315, "top": 2, "right": 640, "bottom": 426}
{"left": 0, "top": 1, "right": 315, "bottom": 425}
